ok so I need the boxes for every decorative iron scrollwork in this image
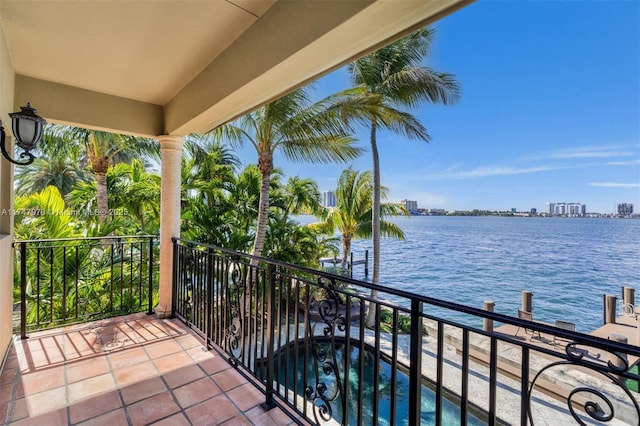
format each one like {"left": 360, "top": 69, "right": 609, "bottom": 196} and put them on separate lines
{"left": 304, "top": 276, "right": 347, "bottom": 425}
{"left": 528, "top": 342, "right": 640, "bottom": 425}
{"left": 224, "top": 257, "right": 244, "bottom": 364}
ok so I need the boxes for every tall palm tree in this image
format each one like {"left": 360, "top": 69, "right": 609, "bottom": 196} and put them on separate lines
{"left": 317, "top": 167, "right": 407, "bottom": 268}
{"left": 51, "top": 125, "right": 159, "bottom": 223}
{"left": 212, "top": 86, "right": 363, "bottom": 260}
{"left": 346, "top": 27, "right": 460, "bottom": 326}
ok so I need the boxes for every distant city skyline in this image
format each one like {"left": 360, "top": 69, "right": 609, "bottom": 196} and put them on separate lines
{"left": 318, "top": 193, "right": 638, "bottom": 216}
{"left": 321, "top": 191, "right": 336, "bottom": 208}
{"left": 232, "top": 1, "right": 639, "bottom": 214}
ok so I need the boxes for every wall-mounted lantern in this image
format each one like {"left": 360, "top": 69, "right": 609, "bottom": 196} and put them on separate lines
{"left": 0, "top": 103, "right": 46, "bottom": 165}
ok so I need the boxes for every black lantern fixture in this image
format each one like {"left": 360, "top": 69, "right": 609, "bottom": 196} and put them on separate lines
{"left": 0, "top": 102, "right": 47, "bottom": 165}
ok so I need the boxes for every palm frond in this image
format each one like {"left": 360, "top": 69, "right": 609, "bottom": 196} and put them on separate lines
{"left": 280, "top": 136, "right": 362, "bottom": 164}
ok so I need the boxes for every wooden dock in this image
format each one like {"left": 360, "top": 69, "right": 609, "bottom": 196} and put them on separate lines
{"left": 495, "top": 311, "right": 640, "bottom": 368}
{"left": 319, "top": 250, "right": 369, "bottom": 277}
{"left": 591, "top": 313, "right": 640, "bottom": 345}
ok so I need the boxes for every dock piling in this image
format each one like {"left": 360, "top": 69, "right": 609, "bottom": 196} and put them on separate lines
{"left": 623, "top": 286, "right": 635, "bottom": 306}
{"left": 521, "top": 291, "right": 533, "bottom": 313}
{"left": 604, "top": 294, "right": 617, "bottom": 324}
{"left": 364, "top": 250, "right": 369, "bottom": 277}
{"left": 349, "top": 252, "right": 354, "bottom": 278}
{"left": 483, "top": 300, "right": 495, "bottom": 332}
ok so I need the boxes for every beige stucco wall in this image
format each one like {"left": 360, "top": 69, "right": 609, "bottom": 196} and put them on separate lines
{"left": 0, "top": 18, "right": 16, "bottom": 365}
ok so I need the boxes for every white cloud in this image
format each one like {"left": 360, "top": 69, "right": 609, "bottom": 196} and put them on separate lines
{"left": 545, "top": 145, "right": 636, "bottom": 159}
{"left": 606, "top": 159, "right": 640, "bottom": 166}
{"left": 589, "top": 182, "right": 640, "bottom": 188}
{"left": 438, "top": 165, "right": 552, "bottom": 179}
{"left": 442, "top": 163, "right": 464, "bottom": 173}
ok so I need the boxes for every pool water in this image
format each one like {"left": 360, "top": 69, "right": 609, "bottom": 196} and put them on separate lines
{"left": 275, "top": 340, "right": 486, "bottom": 425}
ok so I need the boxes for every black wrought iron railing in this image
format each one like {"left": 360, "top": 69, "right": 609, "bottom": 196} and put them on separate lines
{"left": 14, "top": 235, "right": 158, "bottom": 337}
{"left": 172, "top": 238, "right": 640, "bottom": 426}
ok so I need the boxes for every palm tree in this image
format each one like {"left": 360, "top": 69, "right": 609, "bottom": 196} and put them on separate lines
{"left": 212, "top": 86, "right": 363, "bottom": 260}
{"left": 346, "top": 27, "right": 460, "bottom": 326}
{"left": 109, "top": 160, "right": 161, "bottom": 233}
{"left": 13, "top": 186, "right": 79, "bottom": 241}
{"left": 181, "top": 139, "right": 238, "bottom": 210}
{"left": 184, "top": 133, "right": 241, "bottom": 173}
{"left": 265, "top": 176, "right": 329, "bottom": 266}
{"left": 317, "top": 167, "right": 407, "bottom": 268}
{"left": 272, "top": 176, "right": 322, "bottom": 223}
{"left": 180, "top": 135, "right": 244, "bottom": 247}
{"left": 51, "top": 125, "right": 159, "bottom": 223}
{"left": 15, "top": 131, "right": 89, "bottom": 197}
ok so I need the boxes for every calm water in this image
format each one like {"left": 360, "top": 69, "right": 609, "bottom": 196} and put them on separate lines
{"left": 300, "top": 215, "right": 640, "bottom": 333}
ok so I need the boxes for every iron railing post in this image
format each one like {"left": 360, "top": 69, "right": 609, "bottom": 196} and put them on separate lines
{"left": 520, "top": 347, "right": 530, "bottom": 425}
{"left": 147, "top": 236, "right": 154, "bottom": 314}
{"left": 488, "top": 337, "right": 498, "bottom": 425}
{"left": 171, "top": 237, "right": 179, "bottom": 316}
{"left": 19, "top": 241, "right": 27, "bottom": 339}
{"left": 409, "top": 298, "right": 423, "bottom": 425}
{"left": 203, "top": 247, "right": 214, "bottom": 351}
{"left": 263, "top": 262, "right": 276, "bottom": 409}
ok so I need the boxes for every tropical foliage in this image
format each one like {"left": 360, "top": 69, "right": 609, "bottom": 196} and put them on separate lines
{"left": 48, "top": 126, "right": 159, "bottom": 223}
{"left": 13, "top": 187, "right": 157, "bottom": 330}
{"left": 15, "top": 131, "right": 89, "bottom": 197}
{"left": 314, "top": 167, "right": 407, "bottom": 267}
{"left": 211, "top": 86, "right": 363, "bottom": 260}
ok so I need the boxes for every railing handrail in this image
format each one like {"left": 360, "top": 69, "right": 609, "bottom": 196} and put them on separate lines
{"left": 172, "top": 238, "right": 640, "bottom": 425}
{"left": 14, "top": 235, "right": 157, "bottom": 245}
{"left": 172, "top": 237, "right": 640, "bottom": 357}
{"left": 15, "top": 235, "right": 158, "bottom": 336}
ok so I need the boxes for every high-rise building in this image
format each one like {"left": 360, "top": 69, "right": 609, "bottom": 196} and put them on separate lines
{"left": 322, "top": 191, "right": 336, "bottom": 208}
{"left": 618, "top": 203, "right": 634, "bottom": 216}
{"left": 401, "top": 199, "right": 418, "bottom": 214}
{"left": 547, "top": 202, "right": 586, "bottom": 217}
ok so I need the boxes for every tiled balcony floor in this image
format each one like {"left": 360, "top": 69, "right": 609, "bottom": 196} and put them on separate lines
{"left": 0, "top": 313, "right": 298, "bottom": 425}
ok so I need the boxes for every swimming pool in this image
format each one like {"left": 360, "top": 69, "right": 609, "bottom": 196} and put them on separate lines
{"left": 274, "top": 338, "right": 487, "bottom": 425}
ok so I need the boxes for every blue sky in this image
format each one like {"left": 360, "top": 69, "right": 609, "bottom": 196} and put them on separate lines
{"left": 236, "top": 0, "right": 640, "bottom": 214}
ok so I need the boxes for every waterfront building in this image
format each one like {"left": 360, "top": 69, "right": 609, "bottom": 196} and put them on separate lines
{"left": 618, "top": 203, "right": 634, "bottom": 216}
{"left": 401, "top": 199, "right": 419, "bottom": 214}
{"left": 322, "top": 190, "right": 336, "bottom": 208}
{"left": 547, "top": 202, "right": 586, "bottom": 217}
{"left": 425, "top": 208, "right": 446, "bottom": 215}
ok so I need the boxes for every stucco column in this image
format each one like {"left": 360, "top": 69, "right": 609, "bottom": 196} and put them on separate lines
{"left": 156, "top": 135, "right": 184, "bottom": 318}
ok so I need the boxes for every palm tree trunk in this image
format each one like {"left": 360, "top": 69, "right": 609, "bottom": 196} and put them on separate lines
{"left": 139, "top": 213, "right": 145, "bottom": 233}
{"left": 96, "top": 172, "right": 109, "bottom": 223}
{"left": 341, "top": 235, "right": 351, "bottom": 268}
{"left": 252, "top": 149, "right": 273, "bottom": 263}
{"left": 365, "top": 120, "right": 380, "bottom": 328}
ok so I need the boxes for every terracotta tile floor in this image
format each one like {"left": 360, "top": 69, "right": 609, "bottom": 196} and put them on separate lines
{"left": 0, "top": 313, "right": 299, "bottom": 425}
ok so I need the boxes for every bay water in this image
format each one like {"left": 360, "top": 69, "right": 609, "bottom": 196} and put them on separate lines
{"left": 299, "top": 215, "right": 640, "bottom": 333}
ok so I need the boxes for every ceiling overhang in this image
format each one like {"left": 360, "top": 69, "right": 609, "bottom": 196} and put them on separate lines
{"left": 1, "top": 0, "right": 473, "bottom": 138}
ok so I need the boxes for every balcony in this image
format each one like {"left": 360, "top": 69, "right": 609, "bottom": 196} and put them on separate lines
{"left": 4, "top": 236, "right": 640, "bottom": 425}
{"left": 2, "top": 313, "right": 298, "bottom": 425}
